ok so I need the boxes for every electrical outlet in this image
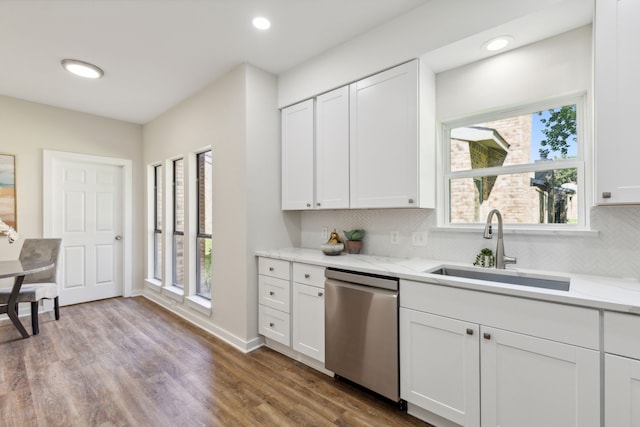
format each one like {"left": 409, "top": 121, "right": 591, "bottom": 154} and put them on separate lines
{"left": 390, "top": 231, "right": 400, "bottom": 244}
{"left": 321, "top": 226, "right": 329, "bottom": 240}
{"left": 412, "top": 231, "right": 427, "bottom": 246}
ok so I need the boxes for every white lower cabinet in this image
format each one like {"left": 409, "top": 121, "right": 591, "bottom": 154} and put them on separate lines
{"left": 258, "top": 258, "right": 291, "bottom": 346}
{"left": 605, "top": 354, "right": 640, "bottom": 427}
{"left": 604, "top": 311, "right": 640, "bottom": 427}
{"left": 258, "top": 257, "right": 326, "bottom": 368}
{"left": 292, "top": 282, "right": 325, "bottom": 361}
{"left": 400, "top": 309, "right": 480, "bottom": 427}
{"left": 481, "top": 326, "right": 599, "bottom": 427}
{"left": 400, "top": 280, "right": 600, "bottom": 427}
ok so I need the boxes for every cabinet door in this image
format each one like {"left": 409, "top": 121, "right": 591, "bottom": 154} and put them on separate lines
{"left": 595, "top": 0, "right": 640, "bottom": 204}
{"left": 605, "top": 354, "right": 640, "bottom": 427}
{"left": 282, "top": 99, "right": 314, "bottom": 210}
{"left": 481, "top": 327, "right": 600, "bottom": 427}
{"left": 350, "top": 60, "right": 418, "bottom": 208}
{"left": 400, "top": 308, "right": 480, "bottom": 427}
{"left": 316, "top": 86, "right": 350, "bottom": 209}
{"left": 292, "top": 282, "right": 325, "bottom": 361}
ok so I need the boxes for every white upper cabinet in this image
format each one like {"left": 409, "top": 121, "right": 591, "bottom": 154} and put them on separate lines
{"left": 316, "top": 87, "right": 350, "bottom": 209}
{"left": 350, "top": 61, "right": 419, "bottom": 208}
{"left": 595, "top": 0, "right": 640, "bottom": 204}
{"left": 282, "top": 99, "right": 314, "bottom": 210}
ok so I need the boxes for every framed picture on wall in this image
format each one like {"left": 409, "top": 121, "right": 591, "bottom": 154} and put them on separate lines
{"left": 0, "top": 153, "right": 16, "bottom": 230}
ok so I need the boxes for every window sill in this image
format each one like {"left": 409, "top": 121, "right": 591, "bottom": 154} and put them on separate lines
{"left": 432, "top": 225, "right": 599, "bottom": 237}
{"left": 163, "top": 285, "right": 184, "bottom": 301}
{"left": 186, "top": 295, "right": 212, "bottom": 316}
{"left": 145, "top": 278, "right": 162, "bottom": 293}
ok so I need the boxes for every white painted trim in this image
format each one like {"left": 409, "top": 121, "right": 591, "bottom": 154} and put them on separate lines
{"left": 141, "top": 292, "right": 262, "bottom": 353}
{"left": 42, "top": 149, "right": 133, "bottom": 299}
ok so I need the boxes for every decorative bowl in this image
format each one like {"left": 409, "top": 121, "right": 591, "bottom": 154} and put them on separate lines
{"left": 321, "top": 243, "right": 344, "bottom": 256}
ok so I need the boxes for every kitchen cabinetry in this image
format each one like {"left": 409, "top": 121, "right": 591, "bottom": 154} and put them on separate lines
{"left": 258, "top": 257, "right": 327, "bottom": 368}
{"left": 350, "top": 61, "right": 419, "bottom": 208}
{"left": 604, "top": 311, "right": 640, "bottom": 427}
{"left": 281, "top": 60, "right": 434, "bottom": 210}
{"left": 400, "top": 280, "right": 600, "bottom": 427}
{"left": 594, "top": 0, "right": 640, "bottom": 204}
{"left": 258, "top": 258, "right": 291, "bottom": 345}
{"left": 316, "top": 87, "right": 350, "bottom": 209}
{"left": 400, "top": 309, "right": 479, "bottom": 426}
{"left": 291, "top": 263, "right": 325, "bottom": 361}
{"left": 281, "top": 99, "right": 314, "bottom": 210}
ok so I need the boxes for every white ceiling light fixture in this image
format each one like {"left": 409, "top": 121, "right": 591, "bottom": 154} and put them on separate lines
{"left": 483, "top": 36, "right": 514, "bottom": 52}
{"left": 61, "top": 59, "right": 104, "bottom": 79}
{"left": 252, "top": 16, "right": 271, "bottom": 30}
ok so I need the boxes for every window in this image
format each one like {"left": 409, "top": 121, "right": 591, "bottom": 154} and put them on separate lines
{"left": 153, "top": 164, "right": 163, "bottom": 280}
{"left": 196, "top": 151, "right": 212, "bottom": 299}
{"left": 444, "top": 97, "right": 584, "bottom": 228}
{"left": 173, "top": 158, "right": 185, "bottom": 288}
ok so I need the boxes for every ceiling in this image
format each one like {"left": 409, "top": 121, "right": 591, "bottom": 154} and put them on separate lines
{"left": 0, "top": 0, "right": 427, "bottom": 124}
{"left": 0, "top": 0, "right": 593, "bottom": 125}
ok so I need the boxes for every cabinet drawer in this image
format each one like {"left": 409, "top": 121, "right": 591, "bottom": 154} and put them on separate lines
{"left": 293, "top": 263, "right": 325, "bottom": 288}
{"left": 258, "top": 257, "right": 290, "bottom": 280}
{"left": 259, "top": 275, "right": 291, "bottom": 313}
{"left": 605, "top": 311, "right": 640, "bottom": 359}
{"left": 259, "top": 305, "right": 291, "bottom": 346}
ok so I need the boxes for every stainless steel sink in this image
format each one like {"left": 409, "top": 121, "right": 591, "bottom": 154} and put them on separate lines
{"left": 426, "top": 266, "right": 570, "bottom": 291}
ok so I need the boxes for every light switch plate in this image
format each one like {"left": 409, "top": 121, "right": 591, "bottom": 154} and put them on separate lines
{"left": 321, "top": 226, "right": 329, "bottom": 240}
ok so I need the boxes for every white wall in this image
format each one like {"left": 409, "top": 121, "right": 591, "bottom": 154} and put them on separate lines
{"left": 300, "top": 26, "right": 640, "bottom": 281}
{"left": 142, "top": 64, "right": 296, "bottom": 350}
{"left": 0, "top": 95, "right": 143, "bottom": 283}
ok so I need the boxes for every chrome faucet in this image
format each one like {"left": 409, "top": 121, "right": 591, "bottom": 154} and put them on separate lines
{"left": 483, "top": 209, "right": 516, "bottom": 269}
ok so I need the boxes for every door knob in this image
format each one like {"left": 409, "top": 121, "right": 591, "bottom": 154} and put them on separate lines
{"left": 115, "top": 235, "right": 122, "bottom": 241}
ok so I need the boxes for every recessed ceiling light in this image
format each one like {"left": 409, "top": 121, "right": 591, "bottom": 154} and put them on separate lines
{"left": 61, "top": 59, "right": 104, "bottom": 79}
{"left": 252, "top": 16, "right": 271, "bottom": 30}
{"left": 483, "top": 36, "right": 514, "bottom": 52}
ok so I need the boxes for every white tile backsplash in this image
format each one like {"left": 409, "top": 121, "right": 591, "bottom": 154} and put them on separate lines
{"left": 301, "top": 206, "right": 640, "bottom": 279}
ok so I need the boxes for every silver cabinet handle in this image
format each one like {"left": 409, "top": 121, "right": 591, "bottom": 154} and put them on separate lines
{"left": 115, "top": 235, "right": 122, "bottom": 241}
{"left": 269, "top": 267, "right": 274, "bottom": 272}
{"left": 269, "top": 291, "right": 275, "bottom": 296}
{"left": 304, "top": 273, "right": 310, "bottom": 279}
{"left": 318, "top": 291, "right": 323, "bottom": 297}
{"left": 408, "top": 198, "right": 414, "bottom": 204}
{"left": 269, "top": 322, "right": 275, "bottom": 328}
{"left": 483, "top": 332, "right": 491, "bottom": 340}
{"left": 466, "top": 328, "right": 474, "bottom": 336}
{"left": 602, "top": 192, "right": 612, "bottom": 199}
{"left": 306, "top": 203, "right": 311, "bottom": 208}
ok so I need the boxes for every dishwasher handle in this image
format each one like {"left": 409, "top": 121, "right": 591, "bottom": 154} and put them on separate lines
{"left": 325, "top": 278, "right": 398, "bottom": 297}
{"left": 325, "top": 268, "right": 398, "bottom": 291}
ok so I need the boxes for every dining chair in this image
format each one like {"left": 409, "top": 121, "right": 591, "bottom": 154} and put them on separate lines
{"left": 0, "top": 238, "right": 62, "bottom": 335}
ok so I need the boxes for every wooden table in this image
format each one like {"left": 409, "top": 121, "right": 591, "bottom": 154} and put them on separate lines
{"left": 0, "top": 260, "right": 54, "bottom": 339}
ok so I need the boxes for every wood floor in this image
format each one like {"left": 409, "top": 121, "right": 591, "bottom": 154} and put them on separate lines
{"left": 0, "top": 297, "right": 431, "bottom": 427}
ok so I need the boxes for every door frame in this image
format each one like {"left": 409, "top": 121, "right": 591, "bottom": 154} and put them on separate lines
{"left": 42, "top": 150, "right": 133, "bottom": 298}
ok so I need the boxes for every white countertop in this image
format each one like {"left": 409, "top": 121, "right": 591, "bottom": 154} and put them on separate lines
{"left": 256, "top": 247, "right": 640, "bottom": 314}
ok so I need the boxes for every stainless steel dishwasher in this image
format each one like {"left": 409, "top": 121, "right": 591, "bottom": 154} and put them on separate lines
{"left": 324, "top": 268, "right": 400, "bottom": 402}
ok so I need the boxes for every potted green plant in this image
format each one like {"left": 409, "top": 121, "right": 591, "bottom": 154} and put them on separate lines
{"left": 343, "top": 229, "right": 365, "bottom": 254}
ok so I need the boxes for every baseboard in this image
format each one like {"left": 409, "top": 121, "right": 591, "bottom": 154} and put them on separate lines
{"left": 141, "top": 292, "right": 261, "bottom": 353}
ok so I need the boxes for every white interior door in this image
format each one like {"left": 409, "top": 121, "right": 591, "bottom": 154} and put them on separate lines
{"left": 49, "top": 157, "right": 124, "bottom": 305}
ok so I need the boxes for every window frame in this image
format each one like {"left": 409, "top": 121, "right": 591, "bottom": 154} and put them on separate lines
{"left": 195, "top": 150, "right": 212, "bottom": 300}
{"left": 153, "top": 164, "right": 163, "bottom": 281}
{"left": 440, "top": 94, "right": 588, "bottom": 230}
{"left": 172, "top": 157, "right": 185, "bottom": 288}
